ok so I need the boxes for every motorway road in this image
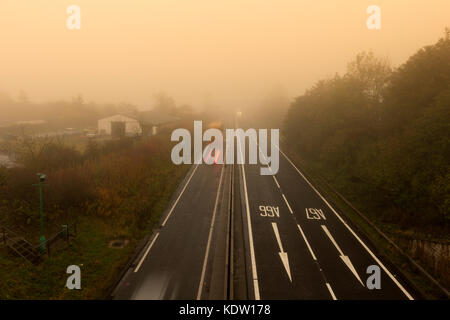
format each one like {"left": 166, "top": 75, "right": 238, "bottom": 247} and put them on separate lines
{"left": 112, "top": 144, "right": 231, "bottom": 300}
{"left": 112, "top": 118, "right": 415, "bottom": 300}
{"left": 238, "top": 147, "right": 415, "bottom": 299}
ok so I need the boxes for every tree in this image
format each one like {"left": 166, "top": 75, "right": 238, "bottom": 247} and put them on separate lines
{"left": 152, "top": 91, "right": 177, "bottom": 115}
{"left": 346, "top": 51, "right": 392, "bottom": 103}
{"left": 284, "top": 29, "right": 450, "bottom": 227}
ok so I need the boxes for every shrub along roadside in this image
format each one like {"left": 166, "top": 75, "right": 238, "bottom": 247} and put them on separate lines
{"left": 284, "top": 31, "right": 450, "bottom": 232}
{"left": 0, "top": 135, "right": 190, "bottom": 299}
{"left": 283, "top": 150, "right": 448, "bottom": 299}
{"left": 282, "top": 31, "right": 450, "bottom": 298}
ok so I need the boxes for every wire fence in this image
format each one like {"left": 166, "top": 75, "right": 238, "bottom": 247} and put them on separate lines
{"left": 1, "top": 223, "right": 77, "bottom": 264}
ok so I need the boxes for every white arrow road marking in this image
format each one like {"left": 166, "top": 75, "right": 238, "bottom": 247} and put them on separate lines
{"left": 276, "top": 145, "right": 413, "bottom": 299}
{"left": 271, "top": 222, "right": 292, "bottom": 282}
{"left": 321, "top": 225, "right": 364, "bottom": 287}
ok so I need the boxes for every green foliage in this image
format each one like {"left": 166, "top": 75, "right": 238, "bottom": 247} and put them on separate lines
{"left": 284, "top": 31, "right": 450, "bottom": 228}
{"left": 385, "top": 31, "right": 450, "bottom": 127}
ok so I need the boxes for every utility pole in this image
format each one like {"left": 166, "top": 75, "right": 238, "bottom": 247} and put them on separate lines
{"left": 35, "top": 173, "right": 47, "bottom": 253}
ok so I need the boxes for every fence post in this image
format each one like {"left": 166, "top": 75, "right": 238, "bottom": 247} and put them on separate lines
{"left": 2, "top": 227, "right": 6, "bottom": 246}
{"left": 62, "top": 224, "right": 68, "bottom": 242}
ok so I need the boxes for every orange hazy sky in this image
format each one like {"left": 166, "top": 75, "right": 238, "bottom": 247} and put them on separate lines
{"left": 1, "top": 0, "right": 449, "bottom": 109}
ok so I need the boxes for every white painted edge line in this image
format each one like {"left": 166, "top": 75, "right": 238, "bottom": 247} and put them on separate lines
{"left": 296, "top": 224, "right": 317, "bottom": 261}
{"left": 134, "top": 145, "right": 209, "bottom": 273}
{"left": 275, "top": 145, "right": 414, "bottom": 300}
{"left": 281, "top": 193, "right": 293, "bottom": 214}
{"left": 161, "top": 163, "right": 200, "bottom": 227}
{"left": 134, "top": 232, "right": 160, "bottom": 273}
{"left": 197, "top": 165, "right": 225, "bottom": 300}
{"left": 239, "top": 142, "right": 260, "bottom": 300}
{"left": 326, "top": 283, "right": 337, "bottom": 300}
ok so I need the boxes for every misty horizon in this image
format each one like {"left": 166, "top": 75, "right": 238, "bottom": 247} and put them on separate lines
{"left": 1, "top": 1, "right": 449, "bottom": 111}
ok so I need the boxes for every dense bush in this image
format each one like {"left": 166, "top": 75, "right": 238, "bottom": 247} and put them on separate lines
{"left": 0, "top": 135, "right": 186, "bottom": 237}
{"left": 284, "top": 31, "right": 450, "bottom": 228}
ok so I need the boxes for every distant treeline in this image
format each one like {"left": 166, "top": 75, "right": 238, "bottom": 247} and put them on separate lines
{"left": 0, "top": 135, "right": 187, "bottom": 236}
{"left": 0, "top": 94, "right": 140, "bottom": 128}
{"left": 0, "top": 91, "right": 195, "bottom": 130}
{"left": 284, "top": 30, "right": 449, "bottom": 229}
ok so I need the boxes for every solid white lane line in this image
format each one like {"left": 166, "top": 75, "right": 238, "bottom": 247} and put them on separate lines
{"left": 134, "top": 232, "right": 160, "bottom": 272}
{"left": 161, "top": 164, "right": 200, "bottom": 227}
{"left": 276, "top": 146, "right": 414, "bottom": 300}
{"left": 197, "top": 166, "right": 225, "bottom": 300}
{"left": 297, "top": 224, "right": 317, "bottom": 261}
{"left": 239, "top": 144, "right": 260, "bottom": 300}
{"left": 326, "top": 283, "right": 337, "bottom": 300}
{"left": 281, "top": 194, "right": 293, "bottom": 214}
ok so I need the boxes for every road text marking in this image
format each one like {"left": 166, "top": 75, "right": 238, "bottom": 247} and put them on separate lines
{"left": 259, "top": 205, "right": 280, "bottom": 218}
{"left": 276, "top": 146, "right": 413, "bottom": 300}
{"left": 306, "top": 208, "right": 326, "bottom": 220}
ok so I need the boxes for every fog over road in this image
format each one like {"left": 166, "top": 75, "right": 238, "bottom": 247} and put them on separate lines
{"left": 113, "top": 149, "right": 231, "bottom": 299}
{"left": 112, "top": 116, "right": 415, "bottom": 300}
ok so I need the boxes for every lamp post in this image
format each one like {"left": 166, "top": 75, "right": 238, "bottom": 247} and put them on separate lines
{"left": 36, "top": 173, "right": 46, "bottom": 253}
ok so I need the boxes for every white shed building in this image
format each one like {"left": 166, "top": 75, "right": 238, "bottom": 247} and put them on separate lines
{"left": 98, "top": 114, "right": 142, "bottom": 136}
